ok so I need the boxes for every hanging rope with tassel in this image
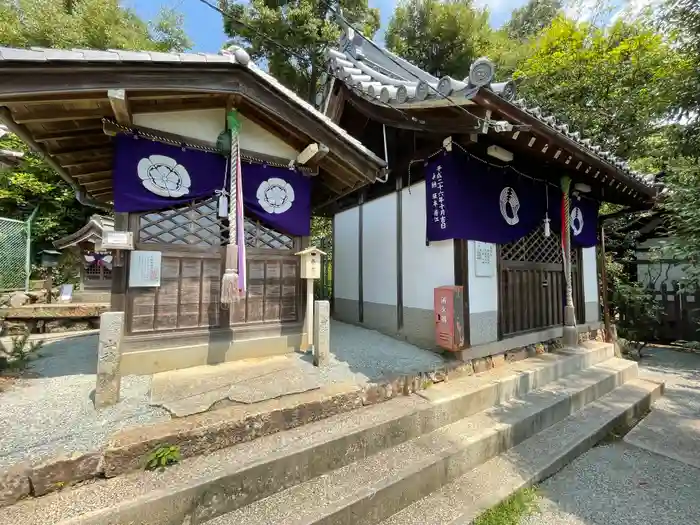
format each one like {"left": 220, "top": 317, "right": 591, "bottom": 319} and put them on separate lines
{"left": 220, "top": 111, "right": 244, "bottom": 305}
{"left": 560, "top": 176, "right": 575, "bottom": 325}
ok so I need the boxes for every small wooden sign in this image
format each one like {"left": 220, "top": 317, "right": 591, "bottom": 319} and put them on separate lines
{"left": 102, "top": 230, "right": 134, "bottom": 250}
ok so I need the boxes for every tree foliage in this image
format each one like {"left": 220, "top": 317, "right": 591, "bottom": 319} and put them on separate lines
{"left": 0, "top": 135, "right": 92, "bottom": 244}
{"left": 504, "top": 0, "right": 562, "bottom": 41}
{"left": 384, "top": 0, "right": 492, "bottom": 79}
{"left": 513, "top": 17, "right": 689, "bottom": 157}
{"left": 0, "top": 0, "right": 191, "bottom": 248}
{"left": 0, "top": 0, "right": 191, "bottom": 52}
{"left": 219, "top": 0, "right": 379, "bottom": 104}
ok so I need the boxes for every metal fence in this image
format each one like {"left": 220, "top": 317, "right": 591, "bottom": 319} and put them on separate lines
{"left": 0, "top": 215, "right": 32, "bottom": 292}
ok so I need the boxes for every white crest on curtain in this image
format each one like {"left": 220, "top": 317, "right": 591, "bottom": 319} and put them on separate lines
{"left": 257, "top": 177, "right": 295, "bottom": 214}
{"left": 499, "top": 186, "right": 520, "bottom": 225}
{"left": 137, "top": 155, "right": 191, "bottom": 198}
{"left": 571, "top": 207, "right": 584, "bottom": 236}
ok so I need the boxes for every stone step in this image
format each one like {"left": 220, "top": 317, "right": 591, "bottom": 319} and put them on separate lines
{"left": 0, "top": 344, "right": 613, "bottom": 525}
{"left": 206, "top": 357, "right": 637, "bottom": 525}
{"left": 378, "top": 378, "right": 664, "bottom": 525}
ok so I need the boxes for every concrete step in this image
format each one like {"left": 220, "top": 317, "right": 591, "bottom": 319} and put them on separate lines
{"left": 379, "top": 377, "right": 664, "bottom": 525}
{"left": 207, "top": 357, "right": 637, "bottom": 525}
{"left": 0, "top": 344, "right": 613, "bottom": 525}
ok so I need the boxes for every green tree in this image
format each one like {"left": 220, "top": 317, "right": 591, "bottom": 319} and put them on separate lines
{"left": 0, "top": 0, "right": 192, "bottom": 51}
{"left": 0, "top": 0, "right": 192, "bottom": 248}
{"left": 513, "top": 16, "right": 690, "bottom": 157}
{"left": 219, "top": 0, "right": 379, "bottom": 104}
{"left": 504, "top": 0, "right": 562, "bottom": 41}
{"left": 384, "top": 0, "right": 492, "bottom": 79}
{"left": 0, "top": 134, "right": 92, "bottom": 245}
{"left": 662, "top": 0, "right": 700, "bottom": 154}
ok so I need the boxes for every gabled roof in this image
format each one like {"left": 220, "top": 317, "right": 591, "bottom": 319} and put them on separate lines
{"left": 324, "top": 15, "right": 657, "bottom": 198}
{"left": 54, "top": 214, "right": 114, "bottom": 249}
{"left": 0, "top": 45, "right": 387, "bottom": 208}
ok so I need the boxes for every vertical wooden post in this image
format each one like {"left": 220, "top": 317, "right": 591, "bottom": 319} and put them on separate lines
{"left": 109, "top": 213, "right": 129, "bottom": 313}
{"left": 599, "top": 225, "right": 612, "bottom": 342}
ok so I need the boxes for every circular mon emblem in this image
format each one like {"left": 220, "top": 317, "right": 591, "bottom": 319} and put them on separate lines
{"left": 257, "top": 177, "right": 295, "bottom": 214}
{"left": 137, "top": 155, "right": 191, "bottom": 198}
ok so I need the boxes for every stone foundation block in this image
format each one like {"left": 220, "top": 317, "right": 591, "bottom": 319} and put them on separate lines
{"left": 505, "top": 348, "right": 528, "bottom": 363}
{"left": 29, "top": 452, "right": 101, "bottom": 496}
{"left": 472, "top": 357, "right": 489, "bottom": 374}
{"left": 491, "top": 354, "right": 506, "bottom": 368}
{"left": 0, "top": 463, "right": 30, "bottom": 508}
{"left": 313, "top": 301, "right": 330, "bottom": 367}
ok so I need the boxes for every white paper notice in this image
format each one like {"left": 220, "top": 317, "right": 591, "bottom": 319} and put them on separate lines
{"left": 129, "top": 251, "right": 162, "bottom": 287}
{"left": 59, "top": 284, "right": 73, "bottom": 302}
{"left": 474, "top": 241, "right": 496, "bottom": 278}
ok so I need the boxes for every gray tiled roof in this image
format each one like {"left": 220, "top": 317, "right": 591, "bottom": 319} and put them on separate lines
{"left": 325, "top": 17, "right": 656, "bottom": 190}
{"left": 0, "top": 46, "right": 386, "bottom": 169}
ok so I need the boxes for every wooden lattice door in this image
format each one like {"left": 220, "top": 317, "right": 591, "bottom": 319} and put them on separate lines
{"left": 127, "top": 197, "right": 301, "bottom": 334}
{"left": 498, "top": 230, "right": 584, "bottom": 337}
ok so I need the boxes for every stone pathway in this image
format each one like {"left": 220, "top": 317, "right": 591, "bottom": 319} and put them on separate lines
{"left": 149, "top": 320, "right": 446, "bottom": 417}
{"left": 520, "top": 346, "right": 700, "bottom": 525}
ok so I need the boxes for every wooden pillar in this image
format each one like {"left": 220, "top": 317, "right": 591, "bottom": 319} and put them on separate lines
{"left": 109, "top": 212, "right": 129, "bottom": 313}
{"left": 600, "top": 225, "right": 612, "bottom": 342}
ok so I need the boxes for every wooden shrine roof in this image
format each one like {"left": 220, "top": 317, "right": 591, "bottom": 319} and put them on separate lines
{"left": 0, "top": 46, "right": 387, "bottom": 211}
{"left": 54, "top": 214, "right": 114, "bottom": 250}
{"left": 322, "top": 14, "right": 660, "bottom": 207}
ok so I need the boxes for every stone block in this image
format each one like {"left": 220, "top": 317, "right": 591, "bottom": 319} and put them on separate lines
{"left": 102, "top": 387, "right": 364, "bottom": 477}
{"left": 506, "top": 348, "right": 528, "bottom": 363}
{"left": 95, "top": 311, "right": 124, "bottom": 409}
{"left": 491, "top": 354, "right": 506, "bottom": 368}
{"left": 0, "top": 463, "right": 30, "bottom": 508}
{"left": 29, "top": 452, "right": 101, "bottom": 496}
{"left": 9, "top": 292, "right": 29, "bottom": 308}
{"left": 472, "top": 357, "right": 489, "bottom": 374}
{"left": 313, "top": 300, "right": 330, "bottom": 367}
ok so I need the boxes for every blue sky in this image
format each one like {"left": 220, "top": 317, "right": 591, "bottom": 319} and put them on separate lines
{"left": 128, "top": 0, "right": 531, "bottom": 54}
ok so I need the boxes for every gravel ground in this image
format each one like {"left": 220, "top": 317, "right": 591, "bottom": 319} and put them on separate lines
{"left": 322, "top": 320, "right": 446, "bottom": 382}
{"left": 521, "top": 443, "right": 700, "bottom": 525}
{"left": 520, "top": 346, "right": 700, "bottom": 525}
{"left": 0, "top": 322, "right": 443, "bottom": 468}
{"left": 0, "top": 334, "right": 169, "bottom": 469}
{"left": 637, "top": 345, "right": 700, "bottom": 417}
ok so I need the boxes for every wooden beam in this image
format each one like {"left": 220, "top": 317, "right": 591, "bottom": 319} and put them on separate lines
{"left": 128, "top": 92, "right": 220, "bottom": 101}
{"left": 51, "top": 146, "right": 112, "bottom": 159}
{"left": 296, "top": 143, "right": 328, "bottom": 167}
{"left": 0, "top": 93, "right": 108, "bottom": 105}
{"left": 34, "top": 126, "right": 104, "bottom": 142}
{"left": 130, "top": 98, "right": 225, "bottom": 115}
{"left": 13, "top": 109, "right": 108, "bottom": 124}
{"left": 73, "top": 170, "right": 112, "bottom": 180}
{"left": 82, "top": 179, "right": 112, "bottom": 191}
{"left": 108, "top": 89, "right": 131, "bottom": 125}
{"left": 62, "top": 154, "right": 112, "bottom": 168}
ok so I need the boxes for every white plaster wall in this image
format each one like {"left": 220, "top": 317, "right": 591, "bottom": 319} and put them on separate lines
{"left": 467, "top": 241, "right": 498, "bottom": 313}
{"left": 133, "top": 108, "right": 299, "bottom": 159}
{"left": 402, "top": 181, "right": 454, "bottom": 309}
{"left": 636, "top": 237, "right": 689, "bottom": 291}
{"left": 362, "top": 194, "right": 397, "bottom": 305}
{"left": 334, "top": 207, "right": 360, "bottom": 300}
{"left": 582, "top": 246, "right": 599, "bottom": 305}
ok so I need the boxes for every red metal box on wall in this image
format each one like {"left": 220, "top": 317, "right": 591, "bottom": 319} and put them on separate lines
{"left": 434, "top": 285, "right": 465, "bottom": 352}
